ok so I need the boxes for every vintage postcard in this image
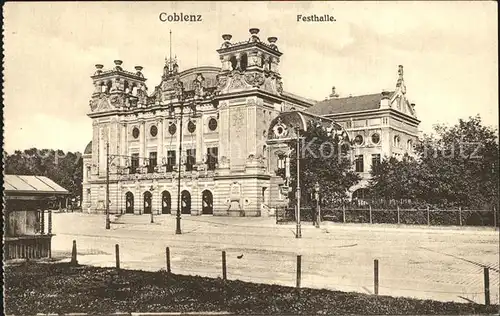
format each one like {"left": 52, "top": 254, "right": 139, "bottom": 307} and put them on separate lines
{"left": 2, "top": 1, "right": 499, "bottom": 315}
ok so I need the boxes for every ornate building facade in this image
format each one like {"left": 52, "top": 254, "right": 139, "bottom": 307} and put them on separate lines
{"left": 82, "top": 28, "right": 419, "bottom": 215}
{"left": 308, "top": 65, "right": 420, "bottom": 198}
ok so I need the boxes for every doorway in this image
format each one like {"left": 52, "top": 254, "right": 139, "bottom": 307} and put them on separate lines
{"left": 181, "top": 190, "right": 191, "bottom": 214}
{"left": 202, "top": 190, "right": 214, "bottom": 215}
{"left": 143, "top": 191, "right": 152, "bottom": 214}
{"left": 162, "top": 191, "right": 171, "bottom": 214}
{"left": 125, "top": 192, "right": 134, "bottom": 214}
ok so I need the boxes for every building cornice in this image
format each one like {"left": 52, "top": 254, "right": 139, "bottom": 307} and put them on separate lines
{"left": 324, "top": 108, "right": 420, "bottom": 126}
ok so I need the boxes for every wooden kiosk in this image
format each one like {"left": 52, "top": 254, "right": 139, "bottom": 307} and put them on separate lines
{"left": 4, "top": 175, "right": 70, "bottom": 260}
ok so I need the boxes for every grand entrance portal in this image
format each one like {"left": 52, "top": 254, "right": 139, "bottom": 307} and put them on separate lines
{"left": 202, "top": 190, "right": 213, "bottom": 215}
{"left": 181, "top": 190, "right": 191, "bottom": 214}
{"left": 125, "top": 192, "right": 134, "bottom": 214}
{"left": 162, "top": 191, "right": 171, "bottom": 214}
{"left": 143, "top": 191, "right": 152, "bottom": 214}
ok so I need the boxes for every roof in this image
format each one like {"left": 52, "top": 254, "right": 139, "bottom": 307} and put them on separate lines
{"left": 282, "top": 91, "right": 317, "bottom": 106}
{"left": 308, "top": 92, "right": 395, "bottom": 116}
{"left": 84, "top": 141, "right": 92, "bottom": 154}
{"left": 4, "top": 175, "right": 70, "bottom": 196}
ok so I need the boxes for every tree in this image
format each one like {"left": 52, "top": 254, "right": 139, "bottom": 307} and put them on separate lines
{"left": 4, "top": 148, "right": 83, "bottom": 199}
{"left": 369, "top": 115, "right": 499, "bottom": 209}
{"left": 277, "top": 121, "right": 360, "bottom": 208}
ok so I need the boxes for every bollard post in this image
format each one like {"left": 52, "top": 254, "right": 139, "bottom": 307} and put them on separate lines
{"left": 222, "top": 251, "right": 227, "bottom": 281}
{"left": 115, "top": 244, "right": 120, "bottom": 269}
{"left": 369, "top": 205, "right": 373, "bottom": 224}
{"left": 296, "top": 255, "right": 302, "bottom": 289}
{"left": 166, "top": 247, "right": 171, "bottom": 273}
{"left": 426, "top": 206, "right": 430, "bottom": 226}
{"left": 71, "top": 240, "right": 78, "bottom": 265}
{"left": 374, "top": 259, "right": 379, "bottom": 295}
{"left": 150, "top": 212, "right": 154, "bottom": 224}
{"left": 459, "top": 207, "right": 462, "bottom": 226}
{"left": 493, "top": 206, "right": 497, "bottom": 229}
{"left": 397, "top": 205, "right": 400, "bottom": 225}
{"left": 484, "top": 267, "right": 490, "bottom": 306}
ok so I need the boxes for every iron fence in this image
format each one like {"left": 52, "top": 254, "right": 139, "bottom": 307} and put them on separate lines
{"left": 276, "top": 205, "right": 499, "bottom": 227}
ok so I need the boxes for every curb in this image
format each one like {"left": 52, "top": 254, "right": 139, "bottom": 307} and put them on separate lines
{"left": 13, "top": 312, "right": 234, "bottom": 316}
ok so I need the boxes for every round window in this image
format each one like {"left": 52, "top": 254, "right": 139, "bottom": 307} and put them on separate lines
{"left": 371, "top": 133, "right": 380, "bottom": 144}
{"left": 208, "top": 118, "right": 218, "bottom": 131}
{"left": 168, "top": 123, "right": 177, "bottom": 135}
{"left": 354, "top": 135, "right": 364, "bottom": 145}
{"left": 132, "top": 127, "right": 140, "bottom": 139}
{"left": 150, "top": 125, "right": 158, "bottom": 137}
{"left": 188, "top": 121, "right": 196, "bottom": 133}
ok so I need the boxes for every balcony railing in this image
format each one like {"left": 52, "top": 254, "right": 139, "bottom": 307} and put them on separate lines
{"left": 117, "top": 163, "right": 218, "bottom": 181}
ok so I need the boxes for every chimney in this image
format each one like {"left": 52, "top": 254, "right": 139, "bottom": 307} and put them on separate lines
{"left": 380, "top": 90, "right": 391, "bottom": 107}
{"left": 329, "top": 86, "right": 339, "bottom": 98}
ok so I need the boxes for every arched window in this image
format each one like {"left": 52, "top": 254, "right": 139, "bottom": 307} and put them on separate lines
{"left": 132, "top": 85, "right": 138, "bottom": 96}
{"left": 124, "top": 81, "right": 130, "bottom": 94}
{"left": 240, "top": 53, "right": 248, "bottom": 71}
{"left": 393, "top": 135, "right": 401, "bottom": 147}
{"left": 106, "top": 81, "right": 112, "bottom": 93}
{"left": 230, "top": 55, "right": 238, "bottom": 71}
{"left": 407, "top": 139, "right": 413, "bottom": 150}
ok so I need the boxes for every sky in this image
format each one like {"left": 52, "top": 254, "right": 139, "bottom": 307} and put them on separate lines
{"left": 3, "top": 1, "right": 498, "bottom": 153}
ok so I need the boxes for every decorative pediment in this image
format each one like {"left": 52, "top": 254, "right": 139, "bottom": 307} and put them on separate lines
{"left": 244, "top": 72, "right": 265, "bottom": 87}
{"left": 228, "top": 72, "right": 250, "bottom": 91}
{"left": 89, "top": 94, "right": 113, "bottom": 112}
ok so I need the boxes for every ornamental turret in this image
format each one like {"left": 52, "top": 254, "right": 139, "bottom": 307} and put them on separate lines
{"left": 89, "top": 60, "right": 148, "bottom": 114}
{"left": 215, "top": 28, "right": 283, "bottom": 95}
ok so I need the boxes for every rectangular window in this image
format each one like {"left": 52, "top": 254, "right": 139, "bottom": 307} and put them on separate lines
{"left": 206, "top": 147, "right": 218, "bottom": 171}
{"left": 355, "top": 155, "right": 364, "bottom": 172}
{"left": 186, "top": 149, "right": 196, "bottom": 171}
{"left": 371, "top": 154, "right": 381, "bottom": 170}
{"left": 130, "top": 153, "right": 139, "bottom": 174}
{"left": 148, "top": 152, "right": 157, "bottom": 173}
{"left": 166, "top": 150, "right": 176, "bottom": 172}
{"left": 277, "top": 155, "right": 285, "bottom": 170}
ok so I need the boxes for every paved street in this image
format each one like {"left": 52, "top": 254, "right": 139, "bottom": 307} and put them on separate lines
{"left": 50, "top": 212, "right": 499, "bottom": 305}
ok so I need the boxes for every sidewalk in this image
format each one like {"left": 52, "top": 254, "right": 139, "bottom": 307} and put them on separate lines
{"left": 111, "top": 213, "right": 499, "bottom": 235}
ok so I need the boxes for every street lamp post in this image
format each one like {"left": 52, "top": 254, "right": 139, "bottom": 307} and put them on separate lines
{"left": 105, "top": 142, "right": 111, "bottom": 229}
{"left": 175, "top": 105, "right": 184, "bottom": 235}
{"left": 296, "top": 128, "right": 302, "bottom": 239}
{"left": 173, "top": 91, "right": 200, "bottom": 235}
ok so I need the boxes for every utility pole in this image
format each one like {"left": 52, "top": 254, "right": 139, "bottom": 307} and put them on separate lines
{"left": 296, "top": 128, "right": 302, "bottom": 238}
{"left": 105, "top": 141, "right": 111, "bottom": 229}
